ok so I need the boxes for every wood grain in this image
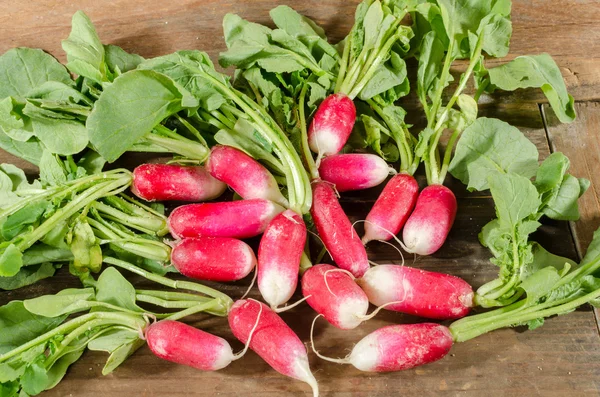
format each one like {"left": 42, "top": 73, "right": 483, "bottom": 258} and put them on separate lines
{"left": 1, "top": 1, "right": 600, "bottom": 396}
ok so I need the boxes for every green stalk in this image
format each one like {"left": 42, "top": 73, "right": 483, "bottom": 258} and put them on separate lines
{"left": 164, "top": 300, "right": 223, "bottom": 321}
{"left": 147, "top": 125, "right": 209, "bottom": 161}
{"left": 0, "top": 312, "right": 146, "bottom": 363}
{"left": 335, "top": 38, "right": 352, "bottom": 93}
{"left": 299, "top": 82, "right": 319, "bottom": 179}
{"left": 135, "top": 289, "right": 213, "bottom": 302}
{"left": 92, "top": 201, "right": 166, "bottom": 235}
{"left": 429, "top": 35, "right": 484, "bottom": 184}
{"left": 450, "top": 288, "right": 600, "bottom": 342}
{"left": 175, "top": 114, "right": 208, "bottom": 147}
{"left": 16, "top": 175, "right": 132, "bottom": 252}
{"left": 103, "top": 256, "right": 233, "bottom": 310}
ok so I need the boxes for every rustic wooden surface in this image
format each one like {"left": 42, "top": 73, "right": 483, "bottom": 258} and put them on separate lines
{"left": 1, "top": 1, "right": 600, "bottom": 396}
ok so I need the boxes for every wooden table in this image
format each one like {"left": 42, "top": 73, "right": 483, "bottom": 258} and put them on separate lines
{"left": 1, "top": 1, "right": 600, "bottom": 396}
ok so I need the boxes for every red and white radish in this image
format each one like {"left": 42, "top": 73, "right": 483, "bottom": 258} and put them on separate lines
{"left": 301, "top": 264, "right": 368, "bottom": 330}
{"left": 402, "top": 184, "right": 457, "bottom": 255}
{"left": 258, "top": 210, "right": 306, "bottom": 309}
{"left": 357, "top": 265, "right": 473, "bottom": 319}
{"left": 312, "top": 322, "right": 453, "bottom": 372}
{"left": 318, "top": 153, "right": 392, "bottom": 192}
{"left": 146, "top": 308, "right": 263, "bottom": 371}
{"left": 310, "top": 180, "right": 369, "bottom": 278}
{"left": 131, "top": 163, "right": 226, "bottom": 202}
{"left": 228, "top": 300, "right": 319, "bottom": 396}
{"left": 146, "top": 320, "right": 235, "bottom": 371}
{"left": 168, "top": 199, "right": 284, "bottom": 239}
{"left": 363, "top": 173, "right": 419, "bottom": 244}
{"left": 171, "top": 237, "right": 256, "bottom": 282}
{"left": 206, "top": 145, "right": 288, "bottom": 207}
{"left": 308, "top": 93, "right": 356, "bottom": 159}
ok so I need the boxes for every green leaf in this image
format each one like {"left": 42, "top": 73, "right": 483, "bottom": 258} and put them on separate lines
{"left": 477, "top": 13, "right": 512, "bottom": 57}
{"left": 21, "top": 359, "right": 48, "bottom": 396}
{"left": 104, "top": 45, "right": 144, "bottom": 75}
{"left": 543, "top": 174, "right": 584, "bottom": 221}
{"left": 44, "top": 347, "right": 85, "bottom": 390}
{"left": 489, "top": 172, "right": 541, "bottom": 228}
{"left": 417, "top": 31, "right": 445, "bottom": 105}
{"left": 21, "top": 245, "right": 73, "bottom": 267}
{"left": 39, "top": 151, "right": 67, "bottom": 187}
{"left": 95, "top": 267, "right": 141, "bottom": 312}
{"left": 487, "top": 54, "right": 576, "bottom": 123}
{"left": 535, "top": 152, "right": 570, "bottom": 194}
{"left": 0, "top": 263, "right": 58, "bottom": 291}
{"left": 358, "top": 52, "right": 409, "bottom": 101}
{"left": 24, "top": 288, "right": 95, "bottom": 317}
{"left": 523, "top": 242, "right": 576, "bottom": 281}
{"left": 61, "top": 11, "right": 107, "bottom": 83}
{"left": 87, "top": 327, "right": 140, "bottom": 353}
{"left": 0, "top": 301, "right": 66, "bottom": 354}
{"left": 30, "top": 118, "right": 88, "bottom": 156}
{"left": 449, "top": 118, "right": 539, "bottom": 191}
{"left": 101, "top": 336, "right": 145, "bottom": 375}
{"left": 0, "top": 48, "right": 73, "bottom": 99}
{"left": 0, "top": 128, "right": 45, "bottom": 166}
{"left": 137, "top": 51, "right": 225, "bottom": 111}
{"left": 77, "top": 150, "right": 105, "bottom": 175}
{"left": 520, "top": 266, "right": 562, "bottom": 305}
{"left": 26, "top": 81, "right": 92, "bottom": 106}
{"left": 0, "top": 245, "right": 23, "bottom": 278}
{"left": 363, "top": 1, "right": 385, "bottom": 50}
{"left": 2, "top": 200, "right": 49, "bottom": 240}
{"left": 582, "top": 228, "right": 600, "bottom": 269}
{"left": 87, "top": 70, "right": 196, "bottom": 162}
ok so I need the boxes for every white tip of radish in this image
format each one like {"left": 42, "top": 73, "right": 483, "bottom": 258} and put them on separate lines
{"left": 292, "top": 355, "right": 319, "bottom": 397}
{"left": 259, "top": 268, "right": 295, "bottom": 309}
{"left": 348, "top": 332, "right": 379, "bottom": 372}
{"left": 403, "top": 223, "right": 435, "bottom": 255}
{"left": 337, "top": 297, "right": 369, "bottom": 330}
{"left": 213, "top": 340, "right": 235, "bottom": 370}
{"left": 309, "top": 129, "right": 344, "bottom": 157}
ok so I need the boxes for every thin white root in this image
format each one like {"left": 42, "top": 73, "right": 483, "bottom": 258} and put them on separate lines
{"left": 310, "top": 315, "right": 349, "bottom": 365}
{"left": 232, "top": 300, "right": 263, "bottom": 360}
{"left": 323, "top": 268, "right": 356, "bottom": 298}
{"left": 361, "top": 220, "right": 413, "bottom": 253}
{"left": 240, "top": 267, "right": 258, "bottom": 300}
{"left": 355, "top": 299, "right": 407, "bottom": 322}
{"left": 388, "top": 166, "right": 398, "bottom": 175}
{"left": 273, "top": 295, "right": 311, "bottom": 313}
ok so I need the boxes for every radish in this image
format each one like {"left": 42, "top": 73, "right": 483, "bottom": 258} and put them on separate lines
{"left": 168, "top": 199, "right": 284, "bottom": 239}
{"left": 146, "top": 308, "right": 263, "bottom": 371}
{"left": 171, "top": 237, "right": 256, "bottom": 282}
{"left": 312, "top": 322, "right": 453, "bottom": 372}
{"left": 308, "top": 94, "right": 356, "bottom": 159}
{"left": 301, "top": 264, "right": 368, "bottom": 330}
{"left": 357, "top": 265, "right": 473, "bottom": 319}
{"left": 132, "top": 163, "right": 226, "bottom": 202}
{"left": 228, "top": 299, "right": 319, "bottom": 396}
{"left": 318, "top": 153, "right": 392, "bottom": 192}
{"left": 402, "top": 184, "right": 457, "bottom": 255}
{"left": 310, "top": 180, "right": 369, "bottom": 278}
{"left": 363, "top": 173, "right": 419, "bottom": 244}
{"left": 207, "top": 145, "right": 288, "bottom": 207}
{"left": 146, "top": 320, "right": 235, "bottom": 371}
{"left": 258, "top": 209, "right": 306, "bottom": 309}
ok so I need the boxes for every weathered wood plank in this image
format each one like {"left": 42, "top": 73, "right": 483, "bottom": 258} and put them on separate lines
{"left": 543, "top": 101, "right": 600, "bottom": 334}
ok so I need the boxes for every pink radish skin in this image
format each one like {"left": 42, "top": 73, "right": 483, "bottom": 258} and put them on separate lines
{"left": 318, "top": 154, "right": 392, "bottom": 192}
{"left": 228, "top": 300, "right": 319, "bottom": 396}
{"left": 308, "top": 94, "right": 356, "bottom": 157}
{"left": 207, "top": 145, "right": 288, "bottom": 207}
{"left": 171, "top": 237, "right": 256, "bottom": 282}
{"left": 258, "top": 210, "right": 306, "bottom": 308}
{"left": 327, "top": 323, "right": 453, "bottom": 372}
{"left": 357, "top": 265, "right": 473, "bottom": 319}
{"left": 363, "top": 173, "right": 419, "bottom": 243}
{"left": 146, "top": 320, "right": 234, "bottom": 371}
{"left": 402, "top": 184, "right": 457, "bottom": 255}
{"left": 131, "top": 164, "right": 226, "bottom": 202}
{"left": 302, "top": 264, "right": 369, "bottom": 330}
{"left": 311, "top": 181, "right": 369, "bottom": 278}
{"left": 168, "top": 199, "right": 284, "bottom": 239}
